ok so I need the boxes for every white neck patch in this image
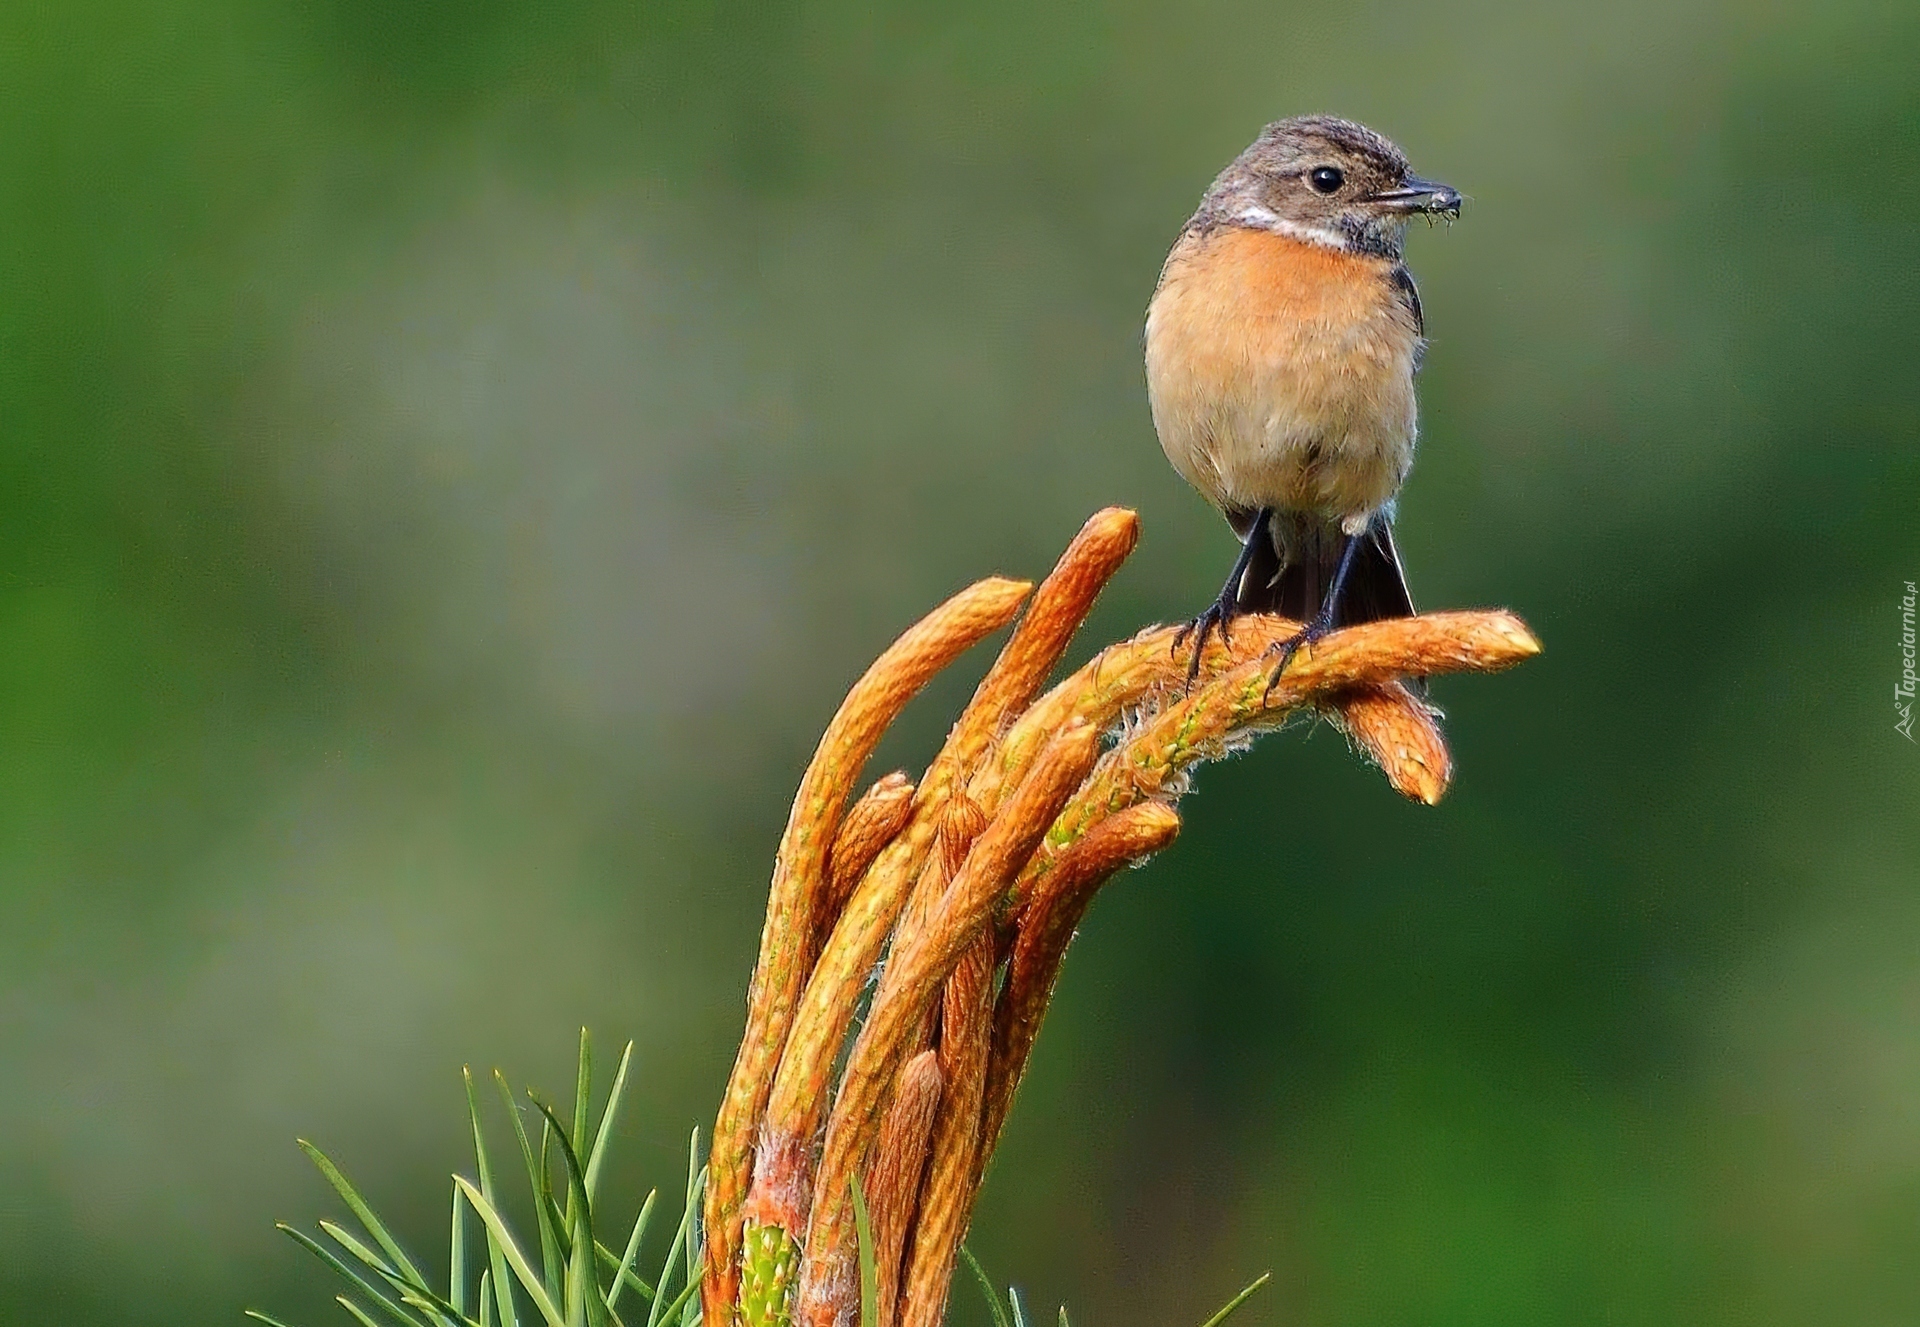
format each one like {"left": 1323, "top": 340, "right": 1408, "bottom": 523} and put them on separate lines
{"left": 1230, "top": 204, "right": 1349, "bottom": 252}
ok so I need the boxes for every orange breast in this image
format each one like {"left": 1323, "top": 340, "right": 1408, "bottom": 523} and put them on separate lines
{"left": 1188, "top": 227, "right": 1392, "bottom": 327}
{"left": 1145, "top": 226, "right": 1421, "bottom": 523}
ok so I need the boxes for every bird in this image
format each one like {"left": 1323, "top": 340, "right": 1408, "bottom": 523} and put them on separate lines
{"left": 1145, "top": 115, "right": 1461, "bottom": 684}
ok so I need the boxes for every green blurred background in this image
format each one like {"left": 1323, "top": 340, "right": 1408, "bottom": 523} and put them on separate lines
{"left": 4, "top": 0, "right": 1918, "bottom": 1323}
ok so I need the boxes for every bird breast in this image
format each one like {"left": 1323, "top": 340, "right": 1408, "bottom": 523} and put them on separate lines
{"left": 1145, "top": 226, "right": 1422, "bottom": 527}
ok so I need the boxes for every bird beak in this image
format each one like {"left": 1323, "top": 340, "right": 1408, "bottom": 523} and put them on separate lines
{"left": 1368, "top": 175, "right": 1462, "bottom": 218}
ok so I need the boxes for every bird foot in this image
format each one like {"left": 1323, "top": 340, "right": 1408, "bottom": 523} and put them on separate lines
{"left": 1261, "top": 611, "right": 1336, "bottom": 704}
{"left": 1171, "top": 588, "right": 1240, "bottom": 690}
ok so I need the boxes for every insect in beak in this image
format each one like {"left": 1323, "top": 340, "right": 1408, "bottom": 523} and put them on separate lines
{"left": 1367, "top": 175, "right": 1462, "bottom": 219}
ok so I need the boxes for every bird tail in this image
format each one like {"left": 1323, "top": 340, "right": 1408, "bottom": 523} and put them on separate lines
{"left": 1235, "top": 520, "right": 1416, "bottom": 628}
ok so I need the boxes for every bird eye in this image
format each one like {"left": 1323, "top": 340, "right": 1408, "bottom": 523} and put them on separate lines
{"left": 1308, "top": 166, "right": 1344, "bottom": 194}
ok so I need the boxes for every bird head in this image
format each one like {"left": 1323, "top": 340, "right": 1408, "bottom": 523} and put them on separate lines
{"left": 1196, "top": 115, "right": 1461, "bottom": 259}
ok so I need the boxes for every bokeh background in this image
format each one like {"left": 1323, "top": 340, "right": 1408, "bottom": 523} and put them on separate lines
{"left": 4, "top": 1, "right": 1918, "bottom": 1323}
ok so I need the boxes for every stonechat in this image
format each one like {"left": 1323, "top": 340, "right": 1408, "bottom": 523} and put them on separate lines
{"left": 1146, "top": 115, "right": 1461, "bottom": 681}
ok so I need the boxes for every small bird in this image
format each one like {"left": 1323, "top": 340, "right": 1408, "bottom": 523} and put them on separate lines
{"left": 1146, "top": 115, "right": 1461, "bottom": 681}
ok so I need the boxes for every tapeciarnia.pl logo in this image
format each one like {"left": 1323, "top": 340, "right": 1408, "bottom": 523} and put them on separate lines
{"left": 1899, "top": 580, "right": 1917, "bottom": 742}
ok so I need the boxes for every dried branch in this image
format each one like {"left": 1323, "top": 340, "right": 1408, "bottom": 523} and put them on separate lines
{"left": 704, "top": 576, "right": 1031, "bottom": 1318}
{"left": 895, "top": 931, "right": 995, "bottom": 1327}
{"left": 865, "top": 1050, "right": 943, "bottom": 1327}
{"left": 706, "top": 510, "right": 1541, "bottom": 1327}
{"left": 823, "top": 771, "right": 916, "bottom": 924}
{"left": 983, "top": 801, "right": 1184, "bottom": 1158}
{"left": 797, "top": 722, "right": 1102, "bottom": 1325}
{"left": 741, "top": 513, "right": 1136, "bottom": 1271}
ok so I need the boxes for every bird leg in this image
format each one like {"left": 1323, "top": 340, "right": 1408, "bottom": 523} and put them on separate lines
{"left": 1263, "top": 525, "right": 1365, "bottom": 701}
{"left": 1173, "top": 507, "right": 1272, "bottom": 688}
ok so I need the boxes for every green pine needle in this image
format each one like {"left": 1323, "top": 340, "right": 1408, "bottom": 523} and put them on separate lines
{"left": 494, "top": 1069, "right": 565, "bottom": 1302}
{"left": 265, "top": 1037, "right": 704, "bottom": 1327}
{"left": 451, "top": 1181, "right": 470, "bottom": 1320}
{"left": 851, "top": 1177, "right": 878, "bottom": 1327}
{"left": 456, "top": 1177, "right": 568, "bottom": 1327}
{"left": 297, "top": 1140, "right": 434, "bottom": 1294}
{"left": 585, "top": 1042, "right": 636, "bottom": 1204}
{"left": 275, "top": 1223, "right": 429, "bottom": 1327}
{"left": 571, "top": 1030, "right": 594, "bottom": 1215}
{"left": 961, "top": 1247, "right": 1015, "bottom": 1327}
{"left": 644, "top": 1150, "right": 703, "bottom": 1327}
{"left": 529, "top": 1095, "right": 609, "bottom": 1327}
{"left": 466, "top": 1068, "right": 521, "bottom": 1327}
{"left": 652, "top": 1275, "right": 701, "bottom": 1327}
{"left": 680, "top": 1129, "right": 700, "bottom": 1317}
{"left": 601, "top": 1190, "right": 659, "bottom": 1313}
{"left": 263, "top": 1032, "right": 1255, "bottom": 1327}
{"left": 338, "top": 1297, "right": 387, "bottom": 1327}
{"left": 1193, "top": 1272, "right": 1272, "bottom": 1327}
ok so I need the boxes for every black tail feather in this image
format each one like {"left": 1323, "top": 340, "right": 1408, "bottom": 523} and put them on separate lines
{"left": 1234, "top": 520, "right": 1416, "bottom": 628}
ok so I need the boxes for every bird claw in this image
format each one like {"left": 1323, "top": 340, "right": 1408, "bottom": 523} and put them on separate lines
{"left": 1174, "top": 594, "right": 1237, "bottom": 690}
{"left": 1260, "top": 613, "right": 1335, "bottom": 705}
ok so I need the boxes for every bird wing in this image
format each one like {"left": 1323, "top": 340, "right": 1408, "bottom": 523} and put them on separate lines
{"left": 1389, "top": 264, "right": 1426, "bottom": 373}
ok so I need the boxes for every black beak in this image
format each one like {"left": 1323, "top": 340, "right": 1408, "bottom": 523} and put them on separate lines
{"left": 1368, "top": 174, "right": 1462, "bottom": 218}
